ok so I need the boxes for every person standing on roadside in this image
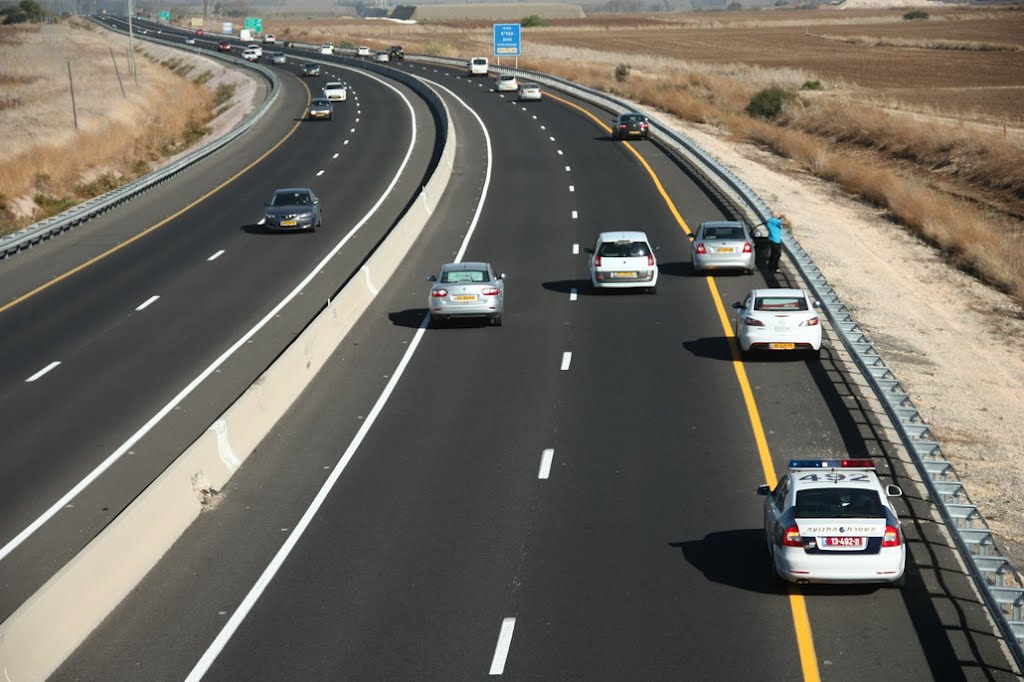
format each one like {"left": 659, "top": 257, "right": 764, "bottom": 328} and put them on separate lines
{"left": 766, "top": 212, "right": 785, "bottom": 273}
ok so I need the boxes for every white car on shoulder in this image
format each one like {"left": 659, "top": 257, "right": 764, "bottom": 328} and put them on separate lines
{"left": 495, "top": 73, "right": 518, "bottom": 92}
{"left": 357, "top": 45, "right": 371, "bottom": 57}
{"left": 588, "top": 230, "right": 658, "bottom": 293}
{"left": 757, "top": 459, "right": 906, "bottom": 587}
{"left": 262, "top": 34, "right": 275, "bottom": 44}
{"left": 467, "top": 57, "right": 489, "bottom": 76}
{"left": 322, "top": 82, "right": 347, "bottom": 101}
{"left": 319, "top": 43, "right": 334, "bottom": 55}
{"left": 733, "top": 288, "right": 822, "bottom": 358}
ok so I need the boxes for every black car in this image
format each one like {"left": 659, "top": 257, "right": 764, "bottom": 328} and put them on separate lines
{"left": 308, "top": 98, "right": 333, "bottom": 121}
{"left": 388, "top": 45, "right": 404, "bottom": 61}
{"left": 611, "top": 112, "right": 650, "bottom": 140}
{"left": 301, "top": 62, "right": 321, "bottom": 76}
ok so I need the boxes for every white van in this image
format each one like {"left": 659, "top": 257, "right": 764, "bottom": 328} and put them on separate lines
{"left": 468, "top": 57, "right": 489, "bottom": 76}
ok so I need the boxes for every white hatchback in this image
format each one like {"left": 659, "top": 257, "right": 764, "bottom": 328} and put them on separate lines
{"left": 322, "top": 82, "right": 347, "bottom": 101}
{"left": 357, "top": 45, "right": 371, "bottom": 57}
{"left": 588, "top": 231, "right": 658, "bottom": 293}
{"left": 495, "top": 74, "right": 518, "bottom": 92}
{"left": 733, "top": 288, "right": 822, "bottom": 358}
{"left": 319, "top": 43, "right": 334, "bottom": 55}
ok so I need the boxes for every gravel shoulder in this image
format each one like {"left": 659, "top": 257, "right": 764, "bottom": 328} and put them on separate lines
{"left": 656, "top": 109, "right": 1024, "bottom": 568}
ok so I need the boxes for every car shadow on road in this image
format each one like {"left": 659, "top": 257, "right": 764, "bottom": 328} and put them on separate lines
{"left": 388, "top": 308, "right": 428, "bottom": 329}
{"left": 658, "top": 261, "right": 690, "bottom": 277}
{"left": 542, "top": 279, "right": 594, "bottom": 295}
{"left": 681, "top": 337, "right": 735, "bottom": 363}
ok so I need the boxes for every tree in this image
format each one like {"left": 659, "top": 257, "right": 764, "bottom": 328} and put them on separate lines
{"left": 18, "top": 0, "right": 45, "bottom": 21}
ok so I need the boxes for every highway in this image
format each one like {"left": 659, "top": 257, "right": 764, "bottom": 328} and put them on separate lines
{"left": 7, "top": 21, "right": 1018, "bottom": 681}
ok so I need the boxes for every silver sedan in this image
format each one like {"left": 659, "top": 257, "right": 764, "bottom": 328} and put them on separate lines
{"left": 427, "top": 262, "right": 505, "bottom": 326}
{"left": 690, "top": 220, "right": 755, "bottom": 275}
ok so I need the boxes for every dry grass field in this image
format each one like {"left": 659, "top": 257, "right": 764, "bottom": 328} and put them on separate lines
{"left": 265, "top": 6, "right": 1024, "bottom": 298}
{"left": 0, "top": 19, "right": 222, "bottom": 234}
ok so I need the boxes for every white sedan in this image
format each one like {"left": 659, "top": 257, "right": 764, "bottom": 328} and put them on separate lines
{"left": 319, "top": 43, "right": 334, "bottom": 55}
{"left": 517, "top": 82, "right": 542, "bottom": 102}
{"left": 757, "top": 459, "right": 906, "bottom": 587}
{"left": 373, "top": 51, "right": 389, "bottom": 63}
{"left": 733, "top": 288, "right": 822, "bottom": 358}
{"left": 322, "top": 82, "right": 347, "bottom": 102}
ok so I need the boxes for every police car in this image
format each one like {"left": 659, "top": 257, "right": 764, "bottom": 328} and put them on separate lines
{"left": 757, "top": 459, "right": 906, "bottom": 587}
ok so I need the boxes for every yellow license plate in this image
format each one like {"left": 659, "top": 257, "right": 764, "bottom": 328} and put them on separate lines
{"left": 280, "top": 219, "right": 298, "bottom": 227}
{"left": 613, "top": 271, "right": 637, "bottom": 278}
{"left": 454, "top": 294, "right": 477, "bottom": 301}
{"left": 769, "top": 342, "right": 796, "bottom": 350}
{"left": 717, "top": 247, "right": 735, "bottom": 253}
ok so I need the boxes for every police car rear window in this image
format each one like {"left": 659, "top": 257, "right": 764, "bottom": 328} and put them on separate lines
{"left": 794, "top": 489, "right": 884, "bottom": 519}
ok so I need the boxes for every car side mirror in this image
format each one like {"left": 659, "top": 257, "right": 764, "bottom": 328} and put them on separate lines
{"left": 886, "top": 485, "right": 903, "bottom": 498}
{"left": 688, "top": 233, "right": 695, "bottom": 240}
{"left": 426, "top": 274, "right": 437, "bottom": 282}
{"left": 756, "top": 484, "right": 772, "bottom": 496}
{"left": 499, "top": 273, "right": 506, "bottom": 280}
{"left": 814, "top": 300, "right": 822, "bottom": 309}
{"left": 732, "top": 302, "right": 743, "bottom": 309}
{"left": 313, "top": 199, "right": 319, "bottom": 204}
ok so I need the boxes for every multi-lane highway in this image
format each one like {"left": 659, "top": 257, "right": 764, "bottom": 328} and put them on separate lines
{"left": 4, "top": 19, "right": 1018, "bottom": 680}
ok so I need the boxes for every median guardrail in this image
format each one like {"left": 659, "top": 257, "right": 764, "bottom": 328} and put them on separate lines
{"left": 0, "top": 19, "right": 281, "bottom": 259}
{"left": 400, "top": 53, "right": 1024, "bottom": 670}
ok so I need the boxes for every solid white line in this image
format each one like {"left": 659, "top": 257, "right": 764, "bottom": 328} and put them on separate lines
{"left": 571, "top": 210, "right": 577, "bottom": 219}
{"left": 569, "top": 185, "right": 575, "bottom": 192}
{"left": 538, "top": 449, "right": 554, "bottom": 479}
{"left": 332, "top": 153, "right": 339, "bottom": 159}
{"left": 135, "top": 295, "right": 159, "bottom": 311}
{"left": 560, "top": 352, "right": 572, "bottom": 371}
{"left": 186, "top": 75, "right": 493, "bottom": 681}
{"left": 25, "top": 361, "right": 60, "bottom": 383}
{"left": 0, "top": 69, "right": 421, "bottom": 566}
{"left": 207, "top": 250, "right": 225, "bottom": 262}
{"left": 316, "top": 170, "right": 325, "bottom": 177}
{"left": 572, "top": 243, "right": 579, "bottom": 254}
{"left": 570, "top": 288, "right": 578, "bottom": 302}
{"left": 489, "top": 617, "right": 516, "bottom": 675}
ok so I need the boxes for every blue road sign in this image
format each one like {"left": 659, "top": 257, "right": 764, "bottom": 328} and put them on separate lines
{"left": 493, "top": 23, "right": 521, "bottom": 57}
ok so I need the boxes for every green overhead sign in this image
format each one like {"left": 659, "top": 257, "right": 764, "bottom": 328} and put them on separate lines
{"left": 244, "top": 17, "right": 263, "bottom": 32}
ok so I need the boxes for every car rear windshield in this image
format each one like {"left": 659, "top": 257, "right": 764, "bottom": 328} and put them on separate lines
{"left": 754, "top": 296, "right": 808, "bottom": 311}
{"left": 472, "top": 58, "right": 487, "bottom": 65}
{"left": 442, "top": 270, "right": 489, "bottom": 283}
{"left": 794, "top": 488, "right": 884, "bottom": 519}
{"left": 598, "top": 241, "right": 649, "bottom": 257}
{"left": 622, "top": 115, "right": 645, "bottom": 123}
{"left": 702, "top": 226, "right": 746, "bottom": 240}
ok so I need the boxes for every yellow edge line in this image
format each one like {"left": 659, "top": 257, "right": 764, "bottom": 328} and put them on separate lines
{"left": 549, "top": 90, "right": 821, "bottom": 682}
{"left": 0, "top": 79, "right": 314, "bottom": 316}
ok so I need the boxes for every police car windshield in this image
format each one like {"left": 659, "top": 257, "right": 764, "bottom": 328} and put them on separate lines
{"left": 794, "top": 488, "right": 884, "bottom": 519}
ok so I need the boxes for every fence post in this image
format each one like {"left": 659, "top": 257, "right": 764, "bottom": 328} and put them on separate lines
{"left": 67, "top": 61, "right": 78, "bottom": 130}
{"left": 110, "top": 47, "right": 126, "bottom": 98}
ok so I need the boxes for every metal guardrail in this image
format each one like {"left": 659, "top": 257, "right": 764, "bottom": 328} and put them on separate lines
{"left": 0, "top": 20, "right": 281, "bottom": 259}
{"left": 402, "top": 53, "right": 1024, "bottom": 669}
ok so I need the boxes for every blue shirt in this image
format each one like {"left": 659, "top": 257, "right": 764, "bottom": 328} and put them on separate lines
{"left": 766, "top": 216, "right": 784, "bottom": 244}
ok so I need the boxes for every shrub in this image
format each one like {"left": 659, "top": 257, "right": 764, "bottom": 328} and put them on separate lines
{"left": 746, "top": 86, "right": 795, "bottom": 120}
{"left": 800, "top": 80, "right": 822, "bottom": 90}
{"left": 213, "top": 83, "right": 235, "bottom": 107}
{"left": 727, "top": 1, "right": 742, "bottom": 9}
{"left": 521, "top": 14, "right": 547, "bottom": 27}
{"left": 903, "top": 9, "right": 929, "bottom": 20}
{"left": 614, "top": 63, "right": 631, "bottom": 82}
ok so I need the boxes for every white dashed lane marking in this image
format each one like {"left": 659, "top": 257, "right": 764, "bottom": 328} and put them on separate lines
{"left": 565, "top": 166, "right": 571, "bottom": 172}
{"left": 316, "top": 170, "right": 325, "bottom": 176}
{"left": 208, "top": 250, "right": 225, "bottom": 261}
{"left": 26, "top": 361, "right": 61, "bottom": 383}
{"left": 572, "top": 243, "right": 579, "bottom": 254}
{"left": 570, "top": 288, "right": 578, "bottom": 302}
{"left": 489, "top": 618, "right": 516, "bottom": 675}
{"left": 569, "top": 185, "right": 575, "bottom": 192}
{"left": 560, "top": 352, "right": 572, "bottom": 371}
{"left": 538, "top": 449, "right": 554, "bottom": 479}
{"left": 333, "top": 153, "right": 339, "bottom": 159}
{"left": 135, "top": 295, "right": 159, "bottom": 311}
{"left": 571, "top": 210, "right": 578, "bottom": 219}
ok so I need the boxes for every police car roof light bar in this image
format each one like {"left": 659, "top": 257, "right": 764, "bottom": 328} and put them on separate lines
{"left": 788, "top": 458, "right": 875, "bottom": 470}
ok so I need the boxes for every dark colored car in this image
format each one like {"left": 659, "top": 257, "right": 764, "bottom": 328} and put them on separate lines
{"left": 308, "top": 98, "right": 333, "bottom": 121}
{"left": 263, "top": 188, "right": 321, "bottom": 232}
{"left": 217, "top": 41, "right": 232, "bottom": 52}
{"left": 388, "top": 45, "right": 404, "bottom": 61}
{"left": 301, "top": 62, "right": 321, "bottom": 76}
{"left": 611, "top": 112, "right": 650, "bottom": 140}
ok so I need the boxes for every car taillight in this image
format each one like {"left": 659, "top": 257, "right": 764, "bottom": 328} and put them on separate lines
{"left": 695, "top": 243, "right": 707, "bottom": 255}
{"left": 431, "top": 289, "right": 448, "bottom": 298}
{"left": 594, "top": 255, "right": 602, "bottom": 266}
{"left": 647, "top": 254, "right": 655, "bottom": 267}
{"left": 743, "top": 242, "right": 752, "bottom": 253}
{"left": 782, "top": 527, "right": 802, "bottom": 547}
{"left": 641, "top": 122, "right": 649, "bottom": 129}
{"left": 800, "top": 317, "right": 820, "bottom": 327}
{"left": 619, "top": 124, "right": 628, "bottom": 129}
{"left": 481, "top": 287, "right": 500, "bottom": 296}
{"left": 882, "top": 525, "right": 901, "bottom": 547}
{"left": 743, "top": 316, "right": 765, "bottom": 327}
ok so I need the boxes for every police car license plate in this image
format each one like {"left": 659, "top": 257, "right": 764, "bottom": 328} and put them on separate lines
{"left": 769, "top": 342, "right": 795, "bottom": 350}
{"left": 822, "top": 536, "right": 865, "bottom": 549}
{"left": 280, "top": 219, "right": 298, "bottom": 227}
{"left": 454, "top": 294, "right": 476, "bottom": 302}
{"left": 613, "top": 271, "right": 637, "bottom": 278}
